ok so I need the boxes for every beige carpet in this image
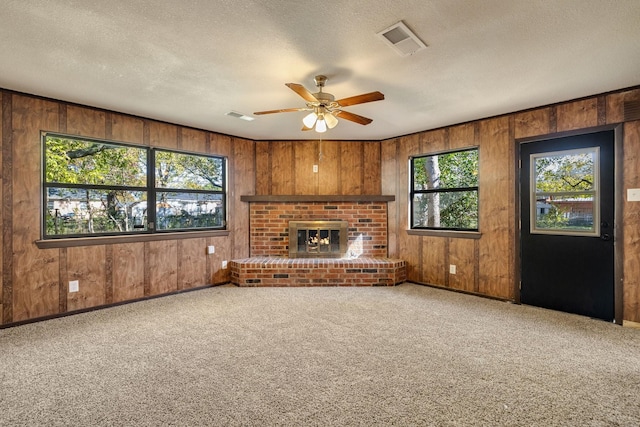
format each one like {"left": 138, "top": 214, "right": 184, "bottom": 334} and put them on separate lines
{"left": 1, "top": 283, "right": 639, "bottom": 426}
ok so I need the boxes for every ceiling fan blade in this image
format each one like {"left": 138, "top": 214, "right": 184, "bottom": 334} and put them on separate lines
{"left": 301, "top": 124, "right": 314, "bottom": 131}
{"left": 285, "top": 83, "right": 319, "bottom": 103}
{"left": 336, "top": 91, "right": 384, "bottom": 107}
{"left": 333, "top": 110, "right": 373, "bottom": 125}
{"left": 253, "top": 107, "right": 308, "bottom": 115}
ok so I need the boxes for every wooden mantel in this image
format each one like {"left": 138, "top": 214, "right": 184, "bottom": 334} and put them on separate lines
{"left": 240, "top": 195, "right": 395, "bottom": 202}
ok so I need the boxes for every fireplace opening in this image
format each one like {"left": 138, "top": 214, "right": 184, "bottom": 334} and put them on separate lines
{"left": 288, "top": 220, "right": 348, "bottom": 258}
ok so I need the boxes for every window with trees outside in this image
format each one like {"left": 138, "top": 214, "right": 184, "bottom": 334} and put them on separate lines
{"left": 43, "top": 133, "right": 226, "bottom": 238}
{"left": 411, "top": 147, "right": 479, "bottom": 231}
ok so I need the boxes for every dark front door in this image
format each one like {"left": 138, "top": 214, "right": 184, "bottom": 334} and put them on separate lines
{"left": 520, "top": 130, "right": 615, "bottom": 321}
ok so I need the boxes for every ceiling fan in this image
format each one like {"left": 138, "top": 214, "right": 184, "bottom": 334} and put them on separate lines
{"left": 253, "top": 75, "right": 384, "bottom": 133}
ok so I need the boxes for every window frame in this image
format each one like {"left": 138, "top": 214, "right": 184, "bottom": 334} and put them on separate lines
{"left": 410, "top": 147, "right": 480, "bottom": 232}
{"left": 41, "top": 132, "right": 227, "bottom": 240}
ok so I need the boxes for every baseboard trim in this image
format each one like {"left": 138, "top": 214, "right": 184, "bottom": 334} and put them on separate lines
{"left": 623, "top": 320, "right": 640, "bottom": 329}
{"left": 0, "top": 282, "right": 229, "bottom": 329}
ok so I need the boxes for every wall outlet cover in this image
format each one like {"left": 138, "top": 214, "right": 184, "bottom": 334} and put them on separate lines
{"left": 69, "top": 280, "right": 79, "bottom": 293}
{"left": 449, "top": 265, "right": 457, "bottom": 275}
{"left": 207, "top": 245, "right": 215, "bottom": 254}
{"left": 628, "top": 188, "right": 640, "bottom": 202}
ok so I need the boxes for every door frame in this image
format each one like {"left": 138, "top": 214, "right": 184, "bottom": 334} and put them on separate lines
{"left": 514, "top": 124, "right": 624, "bottom": 324}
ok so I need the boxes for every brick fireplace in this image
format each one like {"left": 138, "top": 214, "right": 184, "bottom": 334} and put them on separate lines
{"left": 231, "top": 195, "right": 405, "bottom": 287}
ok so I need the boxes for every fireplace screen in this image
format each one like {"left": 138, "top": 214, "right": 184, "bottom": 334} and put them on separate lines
{"left": 288, "top": 220, "right": 348, "bottom": 258}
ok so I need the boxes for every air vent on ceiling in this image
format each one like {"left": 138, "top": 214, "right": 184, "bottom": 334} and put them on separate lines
{"left": 226, "top": 111, "right": 254, "bottom": 121}
{"left": 377, "top": 21, "right": 427, "bottom": 57}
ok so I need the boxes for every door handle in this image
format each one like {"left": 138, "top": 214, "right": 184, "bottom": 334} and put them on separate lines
{"left": 601, "top": 233, "right": 611, "bottom": 241}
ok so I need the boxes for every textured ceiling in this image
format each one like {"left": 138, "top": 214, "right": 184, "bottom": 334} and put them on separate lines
{"left": 1, "top": 0, "right": 639, "bottom": 141}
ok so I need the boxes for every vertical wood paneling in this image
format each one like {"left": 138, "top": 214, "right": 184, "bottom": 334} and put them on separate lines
{"left": 105, "top": 245, "right": 113, "bottom": 304}
{"left": 210, "top": 235, "right": 232, "bottom": 284}
{"left": 3, "top": 86, "right": 640, "bottom": 325}
{"left": 623, "top": 121, "right": 640, "bottom": 322}
{"left": 178, "top": 238, "right": 207, "bottom": 289}
{"left": 448, "top": 238, "right": 476, "bottom": 292}
{"left": 149, "top": 121, "right": 178, "bottom": 149}
{"left": 556, "top": 99, "right": 598, "bottom": 132}
{"left": 112, "top": 243, "right": 145, "bottom": 302}
{"left": 514, "top": 108, "right": 551, "bottom": 139}
{"left": 180, "top": 128, "right": 207, "bottom": 152}
{"left": 11, "top": 96, "right": 60, "bottom": 321}
{"left": 255, "top": 141, "right": 271, "bottom": 195}
{"left": 421, "top": 236, "right": 446, "bottom": 286}
{"left": 420, "top": 129, "right": 447, "bottom": 152}
{"left": 0, "top": 91, "right": 4, "bottom": 323}
{"left": 294, "top": 141, "right": 317, "bottom": 195}
{"left": 381, "top": 139, "right": 397, "bottom": 257}
{"left": 449, "top": 123, "right": 475, "bottom": 149}
{"left": 67, "top": 246, "right": 106, "bottom": 311}
{"left": 340, "top": 142, "right": 363, "bottom": 195}
{"left": 318, "top": 141, "right": 340, "bottom": 195}
{"left": 209, "top": 133, "right": 232, "bottom": 157}
{"left": 231, "top": 138, "right": 254, "bottom": 260}
{"left": 397, "top": 134, "right": 421, "bottom": 281}
{"left": 148, "top": 241, "right": 178, "bottom": 295}
{"left": 66, "top": 105, "right": 106, "bottom": 138}
{"left": 478, "top": 117, "right": 513, "bottom": 299}
{"left": 363, "top": 142, "right": 381, "bottom": 195}
{"left": 110, "top": 115, "right": 144, "bottom": 144}
{"left": 270, "top": 142, "right": 294, "bottom": 194}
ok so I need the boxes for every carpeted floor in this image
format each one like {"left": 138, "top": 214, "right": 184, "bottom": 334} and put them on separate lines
{"left": 1, "top": 283, "right": 639, "bottom": 426}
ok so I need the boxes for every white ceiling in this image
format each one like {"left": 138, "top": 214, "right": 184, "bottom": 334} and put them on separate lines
{"left": 1, "top": 0, "right": 639, "bottom": 141}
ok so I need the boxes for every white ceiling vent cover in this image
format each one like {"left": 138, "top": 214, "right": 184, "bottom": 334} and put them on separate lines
{"left": 226, "top": 111, "right": 254, "bottom": 121}
{"left": 377, "top": 21, "right": 427, "bottom": 57}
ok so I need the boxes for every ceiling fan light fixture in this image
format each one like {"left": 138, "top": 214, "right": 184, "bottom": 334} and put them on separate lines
{"left": 324, "top": 112, "right": 339, "bottom": 129}
{"left": 315, "top": 118, "right": 327, "bottom": 133}
{"left": 302, "top": 112, "right": 318, "bottom": 128}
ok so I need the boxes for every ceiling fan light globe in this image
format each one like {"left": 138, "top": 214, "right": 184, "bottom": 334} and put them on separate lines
{"left": 325, "top": 112, "right": 339, "bottom": 129}
{"left": 302, "top": 112, "right": 317, "bottom": 128}
{"left": 315, "top": 119, "right": 327, "bottom": 133}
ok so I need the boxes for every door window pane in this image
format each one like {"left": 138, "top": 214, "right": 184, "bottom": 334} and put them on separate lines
{"left": 531, "top": 148, "right": 599, "bottom": 236}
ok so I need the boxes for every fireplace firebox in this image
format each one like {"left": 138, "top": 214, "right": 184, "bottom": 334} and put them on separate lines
{"left": 288, "top": 220, "right": 348, "bottom": 258}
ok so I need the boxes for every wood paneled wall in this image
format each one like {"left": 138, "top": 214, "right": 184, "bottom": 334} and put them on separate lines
{"left": 255, "top": 140, "right": 381, "bottom": 195}
{"left": 3, "top": 86, "right": 640, "bottom": 326}
{"left": 382, "top": 87, "right": 640, "bottom": 322}
{"left": 0, "top": 90, "right": 252, "bottom": 325}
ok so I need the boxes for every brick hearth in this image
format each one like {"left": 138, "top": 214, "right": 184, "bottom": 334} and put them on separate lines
{"left": 230, "top": 257, "right": 406, "bottom": 287}
{"left": 233, "top": 196, "right": 405, "bottom": 287}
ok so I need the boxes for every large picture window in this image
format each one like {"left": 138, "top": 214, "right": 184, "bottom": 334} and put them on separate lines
{"left": 410, "top": 147, "right": 479, "bottom": 231}
{"left": 43, "top": 133, "right": 226, "bottom": 238}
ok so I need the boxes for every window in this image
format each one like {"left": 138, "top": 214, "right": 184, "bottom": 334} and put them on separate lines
{"left": 530, "top": 147, "right": 599, "bottom": 236}
{"left": 43, "top": 133, "right": 226, "bottom": 238}
{"left": 410, "top": 147, "right": 479, "bottom": 231}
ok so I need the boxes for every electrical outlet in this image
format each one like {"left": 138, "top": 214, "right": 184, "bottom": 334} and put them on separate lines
{"left": 207, "top": 245, "right": 215, "bottom": 255}
{"left": 628, "top": 188, "right": 640, "bottom": 202}
{"left": 69, "top": 280, "right": 79, "bottom": 293}
{"left": 222, "top": 260, "right": 228, "bottom": 269}
{"left": 449, "top": 265, "right": 457, "bottom": 275}
{"left": 313, "top": 164, "right": 318, "bottom": 173}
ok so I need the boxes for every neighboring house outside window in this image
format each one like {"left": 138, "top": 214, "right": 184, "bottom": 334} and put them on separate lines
{"left": 410, "top": 147, "right": 479, "bottom": 231}
{"left": 42, "top": 133, "right": 226, "bottom": 239}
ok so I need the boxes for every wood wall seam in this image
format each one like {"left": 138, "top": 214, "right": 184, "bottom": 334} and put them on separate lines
{"left": 2, "top": 93, "right": 12, "bottom": 323}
